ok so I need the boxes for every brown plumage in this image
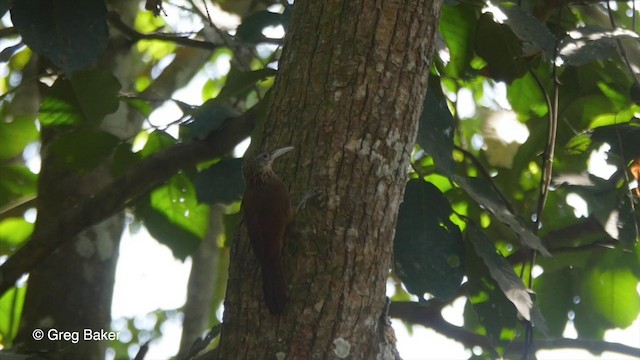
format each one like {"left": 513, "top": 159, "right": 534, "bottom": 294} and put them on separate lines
{"left": 241, "top": 146, "right": 294, "bottom": 314}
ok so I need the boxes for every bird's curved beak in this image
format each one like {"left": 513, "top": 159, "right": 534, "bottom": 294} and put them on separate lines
{"left": 270, "top": 146, "right": 295, "bottom": 160}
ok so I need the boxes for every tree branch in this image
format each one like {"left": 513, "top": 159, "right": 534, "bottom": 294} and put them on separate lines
{"left": 0, "top": 107, "right": 257, "bottom": 296}
{"left": 107, "top": 11, "right": 222, "bottom": 50}
{"left": 389, "top": 301, "right": 640, "bottom": 358}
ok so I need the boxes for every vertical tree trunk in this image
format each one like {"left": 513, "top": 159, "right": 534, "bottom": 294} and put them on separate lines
{"left": 218, "top": 1, "right": 442, "bottom": 358}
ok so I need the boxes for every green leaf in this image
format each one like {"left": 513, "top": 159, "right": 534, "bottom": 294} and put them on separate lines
{"left": 508, "top": 72, "right": 549, "bottom": 118}
{"left": 39, "top": 71, "right": 120, "bottom": 127}
{"left": 0, "top": 0, "right": 10, "bottom": 18}
{"left": 439, "top": 3, "right": 478, "bottom": 78}
{"left": 581, "top": 259, "right": 640, "bottom": 328}
{"left": 560, "top": 26, "right": 639, "bottom": 67}
{"left": 534, "top": 268, "right": 575, "bottom": 337}
{"left": 111, "top": 143, "right": 141, "bottom": 177}
{"left": 185, "top": 104, "right": 239, "bottom": 140}
{"left": 121, "top": 96, "right": 153, "bottom": 118}
{"left": 499, "top": 3, "right": 556, "bottom": 56}
{"left": 70, "top": 69, "right": 121, "bottom": 123}
{"left": 454, "top": 176, "right": 551, "bottom": 256}
{"left": 222, "top": 211, "right": 241, "bottom": 248}
{"left": 218, "top": 67, "right": 277, "bottom": 100}
{"left": 417, "top": 76, "right": 456, "bottom": 175}
{"left": 195, "top": 159, "right": 244, "bottom": 205}
{"left": 0, "top": 218, "right": 34, "bottom": 255}
{"left": 0, "top": 164, "right": 37, "bottom": 205}
{"left": 236, "top": 10, "right": 285, "bottom": 42}
{"left": 465, "top": 237, "right": 518, "bottom": 347}
{"left": 49, "top": 130, "right": 120, "bottom": 171}
{"left": 394, "top": 180, "right": 464, "bottom": 300}
{"left": 39, "top": 79, "right": 83, "bottom": 126}
{"left": 467, "top": 222, "right": 545, "bottom": 330}
{"left": 139, "top": 173, "right": 210, "bottom": 259}
{"left": 0, "top": 285, "right": 26, "bottom": 347}
{"left": 140, "top": 130, "right": 177, "bottom": 158}
{"left": 11, "top": 0, "right": 108, "bottom": 73}
{"left": 0, "top": 115, "right": 37, "bottom": 160}
{"left": 474, "top": 13, "right": 529, "bottom": 83}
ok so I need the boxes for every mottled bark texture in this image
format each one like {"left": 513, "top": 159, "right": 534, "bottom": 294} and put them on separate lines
{"left": 218, "top": 0, "right": 442, "bottom": 359}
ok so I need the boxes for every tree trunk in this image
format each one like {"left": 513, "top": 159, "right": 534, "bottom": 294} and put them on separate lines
{"left": 217, "top": 1, "right": 442, "bottom": 358}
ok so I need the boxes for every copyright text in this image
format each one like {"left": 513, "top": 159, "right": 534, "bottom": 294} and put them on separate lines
{"left": 32, "top": 328, "right": 120, "bottom": 343}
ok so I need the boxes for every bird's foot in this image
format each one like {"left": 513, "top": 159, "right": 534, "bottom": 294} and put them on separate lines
{"left": 296, "top": 187, "right": 322, "bottom": 213}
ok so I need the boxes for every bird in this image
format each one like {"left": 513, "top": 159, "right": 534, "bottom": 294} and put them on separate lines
{"left": 241, "top": 146, "right": 294, "bottom": 314}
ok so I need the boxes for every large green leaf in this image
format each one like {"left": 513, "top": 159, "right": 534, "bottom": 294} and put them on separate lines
{"left": 454, "top": 176, "right": 551, "bottom": 256}
{"left": 0, "top": 164, "right": 37, "bottom": 206}
{"left": 394, "top": 179, "right": 464, "bottom": 300}
{"left": 39, "top": 70, "right": 121, "bottom": 127}
{"left": 70, "top": 69, "right": 121, "bottom": 123}
{"left": 0, "top": 115, "right": 37, "bottom": 160}
{"left": 0, "top": 285, "right": 26, "bottom": 347}
{"left": 534, "top": 268, "right": 575, "bottom": 337}
{"left": 467, "top": 222, "right": 546, "bottom": 331}
{"left": 0, "top": 218, "right": 34, "bottom": 255}
{"left": 464, "top": 237, "right": 518, "bottom": 348}
{"left": 474, "top": 13, "right": 530, "bottom": 83}
{"left": 39, "top": 79, "right": 83, "bottom": 127}
{"left": 139, "top": 173, "right": 210, "bottom": 260}
{"left": 49, "top": 130, "right": 120, "bottom": 171}
{"left": 11, "top": 0, "right": 108, "bottom": 73}
{"left": 439, "top": 3, "right": 478, "bottom": 78}
{"left": 140, "top": 130, "right": 177, "bottom": 158}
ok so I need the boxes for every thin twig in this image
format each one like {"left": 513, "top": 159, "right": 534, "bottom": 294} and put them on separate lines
{"left": 107, "top": 11, "right": 221, "bottom": 50}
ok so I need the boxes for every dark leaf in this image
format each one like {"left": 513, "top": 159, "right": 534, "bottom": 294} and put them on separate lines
{"left": 499, "top": 4, "right": 556, "bottom": 55}
{"left": 394, "top": 179, "right": 464, "bottom": 300}
{"left": 559, "top": 26, "right": 639, "bottom": 67}
{"left": 467, "top": 222, "right": 547, "bottom": 332}
{"left": 70, "top": 69, "right": 121, "bottom": 123}
{"left": 454, "top": 176, "right": 551, "bottom": 256}
{"left": 11, "top": 0, "right": 108, "bottom": 73}
{"left": 195, "top": 158, "right": 244, "bottom": 205}
{"left": 236, "top": 11, "right": 285, "bottom": 42}
{"left": 464, "top": 238, "right": 518, "bottom": 347}
{"left": 417, "top": 76, "right": 456, "bottom": 175}
{"left": 474, "top": 13, "right": 530, "bottom": 83}
{"left": 49, "top": 130, "right": 120, "bottom": 171}
{"left": 185, "top": 103, "right": 239, "bottom": 140}
{"left": 218, "top": 67, "right": 277, "bottom": 100}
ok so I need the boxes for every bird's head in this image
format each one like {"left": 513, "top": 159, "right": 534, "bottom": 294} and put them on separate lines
{"left": 243, "top": 146, "right": 294, "bottom": 184}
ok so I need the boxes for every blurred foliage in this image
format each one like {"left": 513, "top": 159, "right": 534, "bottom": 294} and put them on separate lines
{"left": 0, "top": 0, "right": 638, "bottom": 357}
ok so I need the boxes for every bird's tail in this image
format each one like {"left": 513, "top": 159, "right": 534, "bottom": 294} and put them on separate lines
{"left": 260, "top": 257, "right": 288, "bottom": 314}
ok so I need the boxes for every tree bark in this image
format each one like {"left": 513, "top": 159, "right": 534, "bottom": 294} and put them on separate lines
{"left": 217, "top": 1, "right": 442, "bottom": 358}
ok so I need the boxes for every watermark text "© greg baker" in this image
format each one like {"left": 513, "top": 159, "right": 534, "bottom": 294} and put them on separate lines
{"left": 32, "top": 328, "right": 120, "bottom": 344}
